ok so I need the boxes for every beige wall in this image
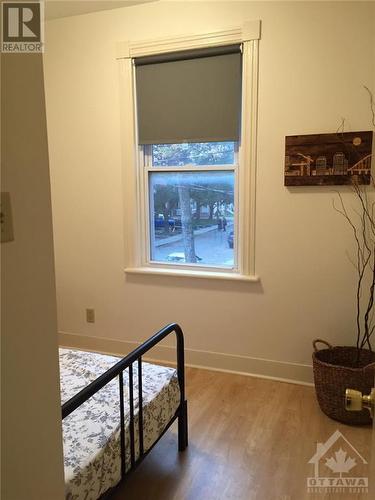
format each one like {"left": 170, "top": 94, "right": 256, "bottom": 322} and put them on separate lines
{"left": 1, "top": 54, "right": 65, "bottom": 499}
{"left": 44, "top": 1, "right": 375, "bottom": 383}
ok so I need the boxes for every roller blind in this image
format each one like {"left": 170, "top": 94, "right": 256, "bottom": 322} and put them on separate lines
{"left": 135, "top": 45, "right": 242, "bottom": 145}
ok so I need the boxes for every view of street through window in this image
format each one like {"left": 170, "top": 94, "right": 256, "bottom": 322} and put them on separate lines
{"left": 148, "top": 144, "right": 236, "bottom": 267}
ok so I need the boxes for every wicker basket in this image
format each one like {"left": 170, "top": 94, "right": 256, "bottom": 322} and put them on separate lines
{"left": 312, "top": 339, "right": 375, "bottom": 425}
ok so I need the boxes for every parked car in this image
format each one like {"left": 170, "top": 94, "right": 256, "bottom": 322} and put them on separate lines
{"left": 166, "top": 252, "right": 202, "bottom": 263}
{"left": 228, "top": 231, "right": 234, "bottom": 249}
{"left": 154, "top": 214, "right": 176, "bottom": 229}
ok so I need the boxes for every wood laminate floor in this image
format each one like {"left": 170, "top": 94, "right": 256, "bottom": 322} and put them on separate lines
{"left": 111, "top": 367, "right": 374, "bottom": 500}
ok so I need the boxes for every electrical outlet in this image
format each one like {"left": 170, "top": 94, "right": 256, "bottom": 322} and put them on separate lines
{"left": 86, "top": 308, "right": 95, "bottom": 323}
{"left": 1, "top": 192, "right": 14, "bottom": 243}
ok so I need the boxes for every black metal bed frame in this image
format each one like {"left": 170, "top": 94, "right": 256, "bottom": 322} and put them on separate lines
{"left": 61, "top": 323, "right": 188, "bottom": 495}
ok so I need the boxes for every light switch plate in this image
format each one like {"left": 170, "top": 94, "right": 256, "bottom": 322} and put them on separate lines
{"left": 1, "top": 192, "right": 14, "bottom": 243}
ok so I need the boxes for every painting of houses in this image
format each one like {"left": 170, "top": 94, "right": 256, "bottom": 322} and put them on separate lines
{"left": 284, "top": 131, "right": 373, "bottom": 186}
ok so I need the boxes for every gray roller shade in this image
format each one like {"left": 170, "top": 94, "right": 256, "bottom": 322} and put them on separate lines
{"left": 135, "top": 45, "right": 242, "bottom": 145}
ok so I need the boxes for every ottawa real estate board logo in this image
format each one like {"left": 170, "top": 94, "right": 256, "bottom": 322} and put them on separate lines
{"left": 1, "top": 2, "right": 44, "bottom": 53}
{"left": 307, "top": 430, "right": 368, "bottom": 494}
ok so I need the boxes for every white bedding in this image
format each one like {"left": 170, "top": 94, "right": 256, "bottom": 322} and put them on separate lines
{"left": 60, "top": 348, "right": 180, "bottom": 500}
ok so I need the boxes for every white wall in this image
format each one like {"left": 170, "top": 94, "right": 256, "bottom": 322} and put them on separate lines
{"left": 44, "top": 1, "right": 375, "bottom": 383}
{"left": 1, "top": 54, "right": 65, "bottom": 499}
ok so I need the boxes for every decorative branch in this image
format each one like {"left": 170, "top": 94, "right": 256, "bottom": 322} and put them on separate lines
{"left": 336, "top": 117, "right": 346, "bottom": 136}
{"left": 335, "top": 182, "right": 374, "bottom": 359}
{"left": 364, "top": 85, "right": 375, "bottom": 127}
{"left": 362, "top": 249, "right": 375, "bottom": 351}
{"left": 330, "top": 88, "right": 375, "bottom": 362}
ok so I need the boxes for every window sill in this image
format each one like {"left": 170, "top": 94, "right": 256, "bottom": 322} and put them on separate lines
{"left": 125, "top": 266, "right": 259, "bottom": 282}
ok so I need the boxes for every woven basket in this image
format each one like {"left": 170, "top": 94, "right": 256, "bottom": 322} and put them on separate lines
{"left": 312, "top": 339, "right": 375, "bottom": 425}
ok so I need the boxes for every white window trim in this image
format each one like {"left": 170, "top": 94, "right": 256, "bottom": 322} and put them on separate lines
{"left": 118, "top": 22, "right": 260, "bottom": 282}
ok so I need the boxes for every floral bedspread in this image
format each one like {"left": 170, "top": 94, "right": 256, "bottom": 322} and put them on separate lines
{"left": 59, "top": 348, "right": 180, "bottom": 500}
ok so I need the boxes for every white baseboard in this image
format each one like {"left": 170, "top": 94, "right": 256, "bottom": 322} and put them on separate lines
{"left": 58, "top": 331, "right": 314, "bottom": 386}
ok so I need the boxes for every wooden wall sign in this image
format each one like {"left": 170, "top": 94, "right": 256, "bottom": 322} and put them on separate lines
{"left": 284, "top": 131, "right": 373, "bottom": 186}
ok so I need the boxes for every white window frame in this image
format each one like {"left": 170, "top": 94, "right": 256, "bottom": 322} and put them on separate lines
{"left": 117, "top": 21, "right": 260, "bottom": 282}
{"left": 143, "top": 144, "right": 239, "bottom": 272}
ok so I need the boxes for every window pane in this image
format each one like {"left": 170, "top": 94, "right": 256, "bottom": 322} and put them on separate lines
{"left": 149, "top": 171, "right": 235, "bottom": 267}
{"left": 152, "top": 142, "right": 235, "bottom": 166}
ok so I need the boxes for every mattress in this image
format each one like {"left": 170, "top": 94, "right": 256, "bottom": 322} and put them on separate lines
{"left": 60, "top": 348, "right": 180, "bottom": 500}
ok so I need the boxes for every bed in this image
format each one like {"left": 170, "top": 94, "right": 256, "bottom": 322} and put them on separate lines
{"left": 60, "top": 323, "right": 188, "bottom": 500}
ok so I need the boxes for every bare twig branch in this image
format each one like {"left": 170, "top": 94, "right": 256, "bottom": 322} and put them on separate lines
{"left": 336, "top": 117, "right": 346, "bottom": 136}
{"left": 331, "top": 88, "right": 375, "bottom": 362}
{"left": 334, "top": 181, "right": 374, "bottom": 358}
{"left": 361, "top": 248, "right": 375, "bottom": 351}
{"left": 364, "top": 85, "right": 375, "bottom": 127}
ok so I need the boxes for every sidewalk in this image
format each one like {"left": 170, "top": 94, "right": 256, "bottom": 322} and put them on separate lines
{"left": 155, "top": 225, "right": 219, "bottom": 247}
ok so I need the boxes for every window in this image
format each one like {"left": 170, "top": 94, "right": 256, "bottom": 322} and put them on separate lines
{"left": 151, "top": 142, "right": 235, "bottom": 167}
{"left": 146, "top": 142, "right": 237, "bottom": 268}
{"left": 118, "top": 25, "right": 260, "bottom": 280}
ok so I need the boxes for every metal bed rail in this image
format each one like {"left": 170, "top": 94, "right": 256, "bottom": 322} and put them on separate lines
{"left": 61, "top": 323, "right": 188, "bottom": 481}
